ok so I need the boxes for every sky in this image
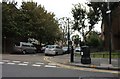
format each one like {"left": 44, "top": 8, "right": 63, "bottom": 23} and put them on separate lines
{"left": 15, "top": 0, "right": 88, "bottom": 18}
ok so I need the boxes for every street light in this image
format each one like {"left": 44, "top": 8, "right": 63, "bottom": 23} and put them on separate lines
{"left": 58, "top": 17, "right": 74, "bottom": 62}
{"left": 106, "top": 1, "right": 112, "bottom": 64}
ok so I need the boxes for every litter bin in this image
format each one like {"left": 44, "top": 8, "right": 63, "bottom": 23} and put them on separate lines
{"left": 81, "top": 46, "right": 91, "bottom": 64}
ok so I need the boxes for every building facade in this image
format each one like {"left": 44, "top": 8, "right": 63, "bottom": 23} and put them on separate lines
{"left": 101, "top": 3, "right": 120, "bottom": 51}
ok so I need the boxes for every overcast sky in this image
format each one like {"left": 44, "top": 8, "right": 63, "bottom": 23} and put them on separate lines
{"left": 15, "top": 0, "right": 88, "bottom": 18}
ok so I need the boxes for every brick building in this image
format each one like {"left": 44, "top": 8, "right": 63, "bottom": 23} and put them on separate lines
{"left": 101, "top": 3, "right": 120, "bottom": 51}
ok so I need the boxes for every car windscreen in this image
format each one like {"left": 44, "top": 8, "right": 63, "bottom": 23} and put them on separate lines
{"left": 46, "top": 45, "right": 55, "bottom": 48}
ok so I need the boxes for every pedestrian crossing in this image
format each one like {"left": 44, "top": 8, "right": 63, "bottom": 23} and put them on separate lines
{"left": 0, "top": 60, "right": 60, "bottom": 68}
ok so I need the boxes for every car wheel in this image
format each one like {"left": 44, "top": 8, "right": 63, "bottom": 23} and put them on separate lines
{"left": 22, "top": 50, "right": 26, "bottom": 54}
{"left": 55, "top": 52, "right": 58, "bottom": 55}
{"left": 33, "top": 51, "right": 36, "bottom": 54}
{"left": 45, "top": 54, "right": 48, "bottom": 56}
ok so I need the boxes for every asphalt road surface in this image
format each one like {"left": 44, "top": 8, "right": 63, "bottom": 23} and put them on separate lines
{"left": 1, "top": 53, "right": 119, "bottom": 79}
{"left": 2, "top": 64, "right": 118, "bottom": 77}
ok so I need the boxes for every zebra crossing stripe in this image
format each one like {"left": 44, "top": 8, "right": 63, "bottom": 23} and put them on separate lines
{"left": 7, "top": 62, "right": 15, "bottom": 65}
{"left": 35, "top": 62, "right": 44, "bottom": 65}
{"left": 48, "top": 63, "right": 57, "bottom": 65}
{"left": 12, "top": 61, "right": 21, "bottom": 63}
{"left": 32, "top": 64, "right": 41, "bottom": 67}
{"left": 2, "top": 60, "right": 9, "bottom": 62}
{"left": 18, "top": 63, "right": 28, "bottom": 66}
{"left": 23, "top": 62, "right": 29, "bottom": 64}
{"left": 45, "top": 65, "right": 57, "bottom": 68}
{"left": 0, "top": 62, "right": 4, "bottom": 64}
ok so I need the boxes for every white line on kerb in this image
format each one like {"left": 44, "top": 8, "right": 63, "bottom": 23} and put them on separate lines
{"left": 45, "top": 65, "right": 57, "bottom": 68}
{"left": 32, "top": 64, "right": 41, "bottom": 67}
{"left": 18, "top": 63, "right": 28, "bottom": 66}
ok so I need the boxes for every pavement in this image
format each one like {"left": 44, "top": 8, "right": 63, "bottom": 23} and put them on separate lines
{"left": 47, "top": 54, "right": 120, "bottom": 71}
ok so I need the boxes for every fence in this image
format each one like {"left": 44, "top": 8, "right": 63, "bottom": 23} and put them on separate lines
{"left": 90, "top": 53, "right": 120, "bottom": 58}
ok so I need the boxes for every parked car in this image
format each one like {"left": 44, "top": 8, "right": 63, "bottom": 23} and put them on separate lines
{"left": 13, "top": 42, "right": 37, "bottom": 54}
{"left": 75, "top": 47, "right": 81, "bottom": 52}
{"left": 45, "top": 45, "right": 63, "bottom": 55}
{"left": 62, "top": 46, "right": 72, "bottom": 54}
{"left": 41, "top": 46, "right": 46, "bottom": 53}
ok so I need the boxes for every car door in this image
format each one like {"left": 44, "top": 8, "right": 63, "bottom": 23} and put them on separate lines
{"left": 56, "top": 46, "right": 63, "bottom": 54}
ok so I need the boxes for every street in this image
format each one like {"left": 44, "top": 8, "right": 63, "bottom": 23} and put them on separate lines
{"left": 2, "top": 64, "right": 117, "bottom": 77}
{"left": 1, "top": 53, "right": 119, "bottom": 79}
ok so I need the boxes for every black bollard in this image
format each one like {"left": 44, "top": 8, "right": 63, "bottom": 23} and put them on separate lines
{"left": 70, "top": 46, "right": 74, "bottom": 62}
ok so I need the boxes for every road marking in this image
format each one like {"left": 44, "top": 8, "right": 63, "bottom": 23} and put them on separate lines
{"left": 45, "top": 65, "right": 57, "bottom": 68}
{"left": 12, "top": 61, "right": 21, "bottom": 63}
{"left": 18, "top": 63, "right": 28, "bottom": 66}
{"left": 2, "top": 60, "right": 9, "bottom": 62}
{"left": 0, "top": 62, "right": 4, "bottom": 64}
{"left": 35, "top": 62, "right": 44, "bottom": 65}
{"left": 32, "top": 64, "right": 41, "bottom": 67}
{"left": 7, "top": 62, "right": 15, "bottom": 65}
{"left": 48, "top": 63, "right": 57, "bottom": 65}
{"left": 23, "top": 62, "right": 29, "bottom": 64}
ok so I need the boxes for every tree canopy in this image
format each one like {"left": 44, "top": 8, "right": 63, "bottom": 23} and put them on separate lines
{"left": 2, "top": 1, "right": 62, "bottom": 44}
{"left": 71, "top": 3, "right": 99, "bottom": 44}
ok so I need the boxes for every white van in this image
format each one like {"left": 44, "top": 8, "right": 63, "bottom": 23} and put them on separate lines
{"left": 13, "top": 42, "right": 36, "bottom": 54}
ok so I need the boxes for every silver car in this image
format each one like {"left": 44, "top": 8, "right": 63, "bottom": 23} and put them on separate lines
{"left": 13, "top": 42, "right": 36, "bottom": 54}
{"left": 45, "top": 45, "right": 63, "bottom": 55}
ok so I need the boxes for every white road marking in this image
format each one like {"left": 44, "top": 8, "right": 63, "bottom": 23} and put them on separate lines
{"left": 0, "top": 62, "right": 4, "bottom": 64}
{"left": 32, "top": 64, "right": 41, "bottom": 67}
{"left": 48, "top": 63, "right": 57, "bottom": 65}
{"left": 2, "top": 60, "right": 9, "bottom": 62}
{"left": 7, "top": 62, "right": 15, "bottom": 65}
{"left": 18, "top": 63, "right": 28, "bottom": 66}
{"left": 12, "top": 61, "right": 21, "bottom": 63}
{"left": 45, "top": 65, "right": 57, "bottom": 68}
{"left": 23, "top": 62, "right": 29, "bottom": 64}
{"left": 35, "top": 62, "right": 44, "bottom": 65}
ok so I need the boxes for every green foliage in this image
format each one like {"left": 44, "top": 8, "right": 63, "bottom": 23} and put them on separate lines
{"left": 2, "top": 1, "right": 19, "bottom": 37}
{"left": 87, "top": 2, "right": 120, "bottom": 26}
{"left": 2, "top": 1, "right": 62, "bottom": 44}
{"left": 86, "top": 31, "right": 102, "bottom": 47}
{"left": 71, "top": 3, "right": 99, "bottom": 44}
{"left": 72, "top": 35, "right": 80, "bottom": 46}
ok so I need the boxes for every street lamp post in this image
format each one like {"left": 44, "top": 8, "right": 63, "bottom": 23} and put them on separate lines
{"left": 67, "top": 18, "right": 74, "bottom": 62}
{"left": 107, "top": 2, "right": 112, "bottom": 64}
{"left": 67, "top": 18, "right": 70, "bottom": 54}
{"left": 58, "top": 17, "right": 74, "bottom": 62}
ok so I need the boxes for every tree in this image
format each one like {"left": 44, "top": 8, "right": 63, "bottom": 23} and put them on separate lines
{"left": 87, "top": 2, "right": 120, "bottom": 28}
{"left": 72, "top": 35, "right": 80, "bottom": 47}
{"left": 2, "top": 1, "right": 19, "bottom": 38}
{"left": 71, "top": 3, "right": 99, "bottom": 45}
{"left": 2, "top": 1, "right": 62, "bottom": 53}
{"left": 18, "top": 1, "right": 62, "bottom": 44}
{"left": 86, "top": 31, "right": 101, "bottom": 47}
